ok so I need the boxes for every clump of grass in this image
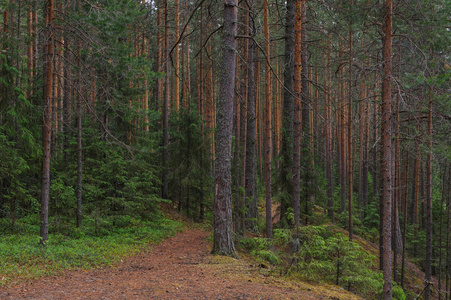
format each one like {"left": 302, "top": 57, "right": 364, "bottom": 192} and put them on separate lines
{"left": 0, "top": 216, "right": 182, "bottom": 287}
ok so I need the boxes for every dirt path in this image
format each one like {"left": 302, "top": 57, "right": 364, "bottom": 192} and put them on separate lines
{"left": 0, "top": 228, "right": 359, "bottom": 300}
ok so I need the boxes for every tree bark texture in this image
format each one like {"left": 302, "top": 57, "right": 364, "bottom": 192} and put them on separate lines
{"left": 263, "top": 0, "right": 272, "bottom": 240}
{"left": 212, "top": 0, "right": 238, "bottom": 257}
{"left": 325, "top": 33, "right": 334, "bottom": 220}
{"left": 162, "top": 0, "right": 169, "bottom": 199}
{"left": 41, "top": 0, "right": 55, "bottom": 244}
{"left": 381, "top": 0, "right": 393, "bottom": 297}
{"left": 348, "top": 5, "right": 353, "bottom": 240}
{"left": 292, "top": 0, "right": 302, "bottom": 229}
{"left": 173, "top": 0, "right": 180, "bottom": 112}
{"left": 245, "top": 0, "right": 258, "bottom": 232}
{"left": 425, "top": 97, "right": 433, "bottom": 300}
{"left": 279, "top": 0, "right": 294, "bottom": 226}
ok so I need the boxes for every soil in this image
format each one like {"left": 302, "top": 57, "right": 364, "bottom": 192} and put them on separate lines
{"left": 0, "top": 226, "right": 360, "bottom": 300}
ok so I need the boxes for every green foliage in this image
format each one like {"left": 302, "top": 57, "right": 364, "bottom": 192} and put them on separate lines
{"left": 64, "top": 123, "right": 166, "bottom": 223}
{"left": 0, "top": 217, "right": 181, "bottom": 287}
{"left": 168, "top": 106, "right": 213, "bottom": 220}
{"left": 392, "top": 284, "right": 406, "bottom": 300}
{"left": 0, "top": 50, "right": 41, "bottom": 222}
{"left": 238, "top": 237, "right": 280, "bottom": 265}
{"left": 273, "top": 225, "right": 387, "bottom": 299}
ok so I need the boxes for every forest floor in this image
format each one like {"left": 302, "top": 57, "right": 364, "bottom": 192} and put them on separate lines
{"left": 0, "top": 211, "right": 362, "bottom": 300}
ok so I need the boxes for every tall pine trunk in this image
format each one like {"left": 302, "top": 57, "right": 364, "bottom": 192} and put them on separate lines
{"left": 279, "top": 0, "right": 294, "bottom": 227}
{"left": 162, "top": 0, "right": 169, "bottom": 199}
{"left": 348, "top": 4, "right": 353, "bottom": 240}
{"left": 245, "top": 0, "right": 258, "bottom": 232}
{"left": 292, "top": 0, "right": 302, "bottom": 229}
{"left": 425, "top": 97, "right": 433, "bottom": 300}
{"left": 212, "top": 0, "right": 238, "bottom": 257}
{"left": 173, "top": 0, "right": 180, "bottom": 112}
{"left": 41, "top": 0, "right": 55, "bottom": 244}
{"left": 76, "top": 0, "right": 82, "bottom": 229}
{"left": 325, "top": 33, "right": 334, "bottom": 220}
{"left": 381, "top": 0, "right": 393, "bottom": 297}
{"left": 263, "top": 0, "right": 272, "bottom": 240}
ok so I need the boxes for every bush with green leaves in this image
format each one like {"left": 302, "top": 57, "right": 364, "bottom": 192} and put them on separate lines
{"left": 238, "top": 236, "right": 281, "bottom": 265}
{"left": 273, "top": 226, "right": 404, "bottom": 300}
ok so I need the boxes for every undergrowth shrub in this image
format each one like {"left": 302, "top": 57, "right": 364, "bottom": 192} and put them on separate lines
{"left": 238, "top": 237, "right": 280, "bottom": 265}
{"left": 272, "top": 225, "right": 405, "bottom": 300}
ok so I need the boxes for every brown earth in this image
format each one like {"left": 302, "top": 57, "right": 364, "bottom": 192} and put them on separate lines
{"left": 0, "top": 226, "right": 361, "bottom": 300}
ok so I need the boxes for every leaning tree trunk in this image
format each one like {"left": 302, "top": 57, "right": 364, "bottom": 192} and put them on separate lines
{"left": 212, "top": 0, "right": 238, "bottom": 257}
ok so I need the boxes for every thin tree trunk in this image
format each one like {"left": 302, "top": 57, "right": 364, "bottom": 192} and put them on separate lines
{"left": 63, "top": 23, "right": 71, "bottom": 161}
{"left": 173, "top": 0, "right": 180, "bottom": 112}
{"left": 439, "top": 165, "right": 447, "bottom": 300}
{"left": 206, "top": 40, "right": 215, "bottom": 159}
{"left": 26, "top": 3, "right": 33, "bottom": 100}
{"left": 280, "top": 0, "right": 295, "bottom": 227}
{"left": 292, "top": 0, "right": 302, "bottom": 229}
{"left": 300, "top": 2, "right": 309, "bottom": 224}
{"left": 393, "top": 103, "right": 399, "bottom": 282}
{"left": 156, "top": 0, "right": 163, "bottom": 113}
{"left": 41, "top": 0, "right": 55, "bottom": 245}
{"left": 233, "top": 75, "right": 240, "bottom": 233}
{"left": 245, "top": 0, "right": 258, "bottom": 232}
{"left": 255, "top": 57, "right": 262, "bottom": 178}
{"left": 212, "top": 0, "right": 238, "bottom": 257}
{"left": 339, "top": 38, "right": 347, "bottom": 215}
{"left": 263, "top": 0, "right": 272, "bottom": 240}
{"left": 358, "top": 72, "right": 367, "bottom": 219}
{"left": 348, "top": 3, "right": 353, "bottom": 240}
{"left": 76, "top": 73, "right": 82, "bottom": 228}
{"left": 325, "top": 33, "right": 333, "bottom": 220}
{"left": 76, "top": 0, "right": 82, "bottom": 229}
{"left": 425, "top": 97, "right": 433, "bottom": 300}
{"left": 142, "top": 0, "right": 149, "bottom": 132}
{"left": 412, "top": 125, "right": 421, "bottom": 256}
{"left": 446, "top": 167, "right": 451, "bottom": 300}
{"left": 372, "top": 79, "right": 379, "bottom": 200}
{"left": 240, "top": 18, "right": 248, "bottom": 235}
{"left": 381, "top": 0, "right": 393, "bottom": 297}
{"left": 162, "top": 0, "right": 169, "bottom": 199}
{"left": 401, "top": 147, "right": 409, "bottom": 289}
{"left": 182, "top": 0, "right": 191, "bottom": 109}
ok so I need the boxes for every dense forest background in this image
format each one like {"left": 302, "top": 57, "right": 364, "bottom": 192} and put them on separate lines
{"left": 0, "top": 0, "right": 450, "bottom": 299}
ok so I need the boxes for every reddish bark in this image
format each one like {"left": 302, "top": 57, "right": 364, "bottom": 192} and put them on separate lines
{"left": 41, "top": 0, "right": 55, "bottom": 244}
{"left": 263, "top": 0, "right": 272, "bottom": 239}
{"left": 292, "top": 0, "right": 303, "bottom": 229}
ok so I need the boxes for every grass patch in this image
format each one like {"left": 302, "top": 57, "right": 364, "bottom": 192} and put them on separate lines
{"left": 0, "top": 216, "right": 182, "bottom": 287}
